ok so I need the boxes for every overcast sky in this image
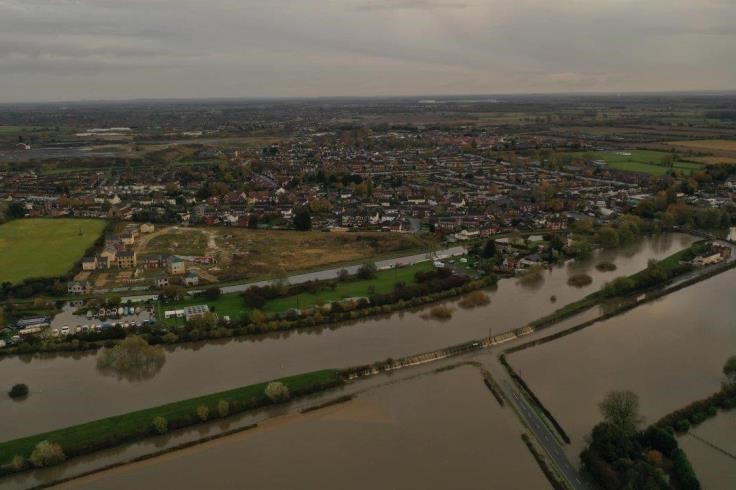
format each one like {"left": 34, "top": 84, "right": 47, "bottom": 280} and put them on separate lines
{"left": 0, "top": 0, "right": 734, "bottom": 102}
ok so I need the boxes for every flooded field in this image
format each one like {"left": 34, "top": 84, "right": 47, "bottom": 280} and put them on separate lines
{"left": 55, "top": 365, "right": 550, "bottom": 490}
{"left": 0, "top": 234, "right": 694, "bottom": 440}
{"left": 508, "top": 267, "right": 736, "bottom": 456}
{"left": 679, "top": 411, "right": 736, "bottom": 490}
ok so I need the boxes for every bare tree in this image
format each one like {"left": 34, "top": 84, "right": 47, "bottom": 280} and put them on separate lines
{"left": 599, "top": 390, "right": 644, "bottom": 435}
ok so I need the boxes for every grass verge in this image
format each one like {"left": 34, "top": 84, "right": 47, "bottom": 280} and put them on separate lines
{"left": 0, "top": 369, "right": 341, "bottom": 474}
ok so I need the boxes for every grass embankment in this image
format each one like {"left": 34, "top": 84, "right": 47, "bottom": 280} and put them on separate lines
{"left": 160, "top": 261, "right": 434, "bottom": 324}
{"left": 0, "top": 369, "right": 341, "bottom": 472}
{"left": 0, "top": 218, "right": 107, "bottom": 284}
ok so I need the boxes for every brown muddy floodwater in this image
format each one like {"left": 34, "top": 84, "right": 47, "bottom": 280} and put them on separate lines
{"left": 679, "top": 411, "right": 736, "bottom": 490}
{"left": 509, "top": 266, "right": 736, "bottom": 458}
{"left": 0, "top": 233, "right": 693, "bottom": 441}
{"left": 56, "top": 365, "right": 550, "bottom": 490}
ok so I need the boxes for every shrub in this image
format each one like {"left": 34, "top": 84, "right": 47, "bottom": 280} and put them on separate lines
{"left": 152, "top": 416, "right": 168, "bottom": 434}
{"left": 689, "top": 411, "right": 707, "bottom": 426}
{"left": 217, "top": 399, "right": 230, "bottom": 417}
{"left": 567, "top": 273, "right": 593, "bottom": 288}
{"left": 8, "top": 383, "right": 29, "bottom": 399}
{"left": 672, "top": 448, "right": 701, "bottom": 490}
{"left": 29, "top": 441, "right": 65, "bottom": 467}
{"left": 265, "top": 381, "right": 290, "bottom": 403}
{"left": 674, "top": 419, "right": 691, "bottom": 433}
{"left": 196, "top": 405, "right": 209, "bottom": 422}
{"left": 458, "top": 291, "right": 490, "bottom": 309}
{"left": 357, "top": 262, "right": 377, "bottom": 280}
{"left": 596, "top": 262, "right": 617, "bottom": 272}
{"left": 427, "top": 305, "right": 454, "bottom": 320}
{"left": 10, "top": 455, "right": 25, "bottom": 471}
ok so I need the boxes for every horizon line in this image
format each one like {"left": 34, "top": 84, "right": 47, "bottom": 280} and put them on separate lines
{"left": 2, "top": 88, "right": 736, "bottom": 106}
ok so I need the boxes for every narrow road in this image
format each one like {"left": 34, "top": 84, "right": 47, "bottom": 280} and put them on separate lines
{"left": 93, "top": 245, "right": 467, "bottom": 296}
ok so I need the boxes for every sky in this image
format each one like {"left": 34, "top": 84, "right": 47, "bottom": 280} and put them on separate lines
{"left": 0, "top": 0, "right": 735, "bottom": 103}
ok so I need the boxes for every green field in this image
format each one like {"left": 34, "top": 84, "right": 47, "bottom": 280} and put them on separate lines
{"left": 575, "top": 150, "right": 704, "bottom": 176}
{"left": 160, "top": 261, "right": 435, "bottom": 324}
{"left": 0, "top": 369, "right": 340, "bottom": 469}
{"left": 0, "top": 218, "right": 107, "bottom": 284}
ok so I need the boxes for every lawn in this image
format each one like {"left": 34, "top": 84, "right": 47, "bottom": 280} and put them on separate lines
{"left": 0, "top": 218, "right": 107, "bottom": 284}
{"left": 263, "top": 261, "right": 435, "bottom": 312}
{"left": 0, "top": 369, "right": 340, "bottom": 468}
{"left": 574, "top": 150, "right": 704, "bottom": 176}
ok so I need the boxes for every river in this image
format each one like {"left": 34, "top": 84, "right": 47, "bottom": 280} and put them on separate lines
{"left": 0, "top": 233, "right": 694, "bottom": 441}
{"left": 508, "top": 266, "right": 736, "bottom": 458}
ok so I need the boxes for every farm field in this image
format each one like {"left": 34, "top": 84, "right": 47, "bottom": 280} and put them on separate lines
{"left": 0, "top": 218, "right": 107, "bottom": 284}
{"left": 137, "top": 226, "right": 437, "bottom": 283}
{"left": 667, "top": 139, "right": 736, "bottom": 152}
{"left": 574, "top": 149, "right": 703, "bottom": 176}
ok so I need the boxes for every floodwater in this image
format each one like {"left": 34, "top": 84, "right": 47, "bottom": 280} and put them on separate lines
{"left": 509, "top": 266, "right": 736, "bottom": 457}
{"left": 55, "top": 366, "right": 550, "bottom": 490}
{"left": 679, "top": 411, "right": 736, "bottom": 490}
{"left": 0, "top": 233, "right": 693, "bottom": 441}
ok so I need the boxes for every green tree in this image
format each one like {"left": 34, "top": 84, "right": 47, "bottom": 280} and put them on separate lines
{"left": 597, "top": 226, "right": 619, "bottom": 249}
{"left": 96, "top": 336, "right": 166, "bottom": 381}
{"left": 357, "top": 262, "right": 377, "bottom": 280}
{"left": 293, "top": 207, "right": 312, "bottom": 231}
{"left": 480, "top": 239, "right": 497, "bottom": 258}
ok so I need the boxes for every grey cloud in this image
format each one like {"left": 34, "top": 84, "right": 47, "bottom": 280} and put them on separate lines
{"left": 351, "top": 0, "right": 468, "bottom": 11}
{"left": 0, "top": 0, "right": 734, "bottom": 102}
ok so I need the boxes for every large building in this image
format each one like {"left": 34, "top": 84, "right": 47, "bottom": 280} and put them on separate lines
{"left": 116, "top": 250, "right": 137, "bottom": 269}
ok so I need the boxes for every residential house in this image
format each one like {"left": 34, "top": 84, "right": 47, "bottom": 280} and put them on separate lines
{"left": 67, "top": 281, "right": 92, "bottom": 295}
{"left": 116, "top": 250, "right": 137, "bottom": 269}
{"left": 168, "top": 256, "right": 186, "bottom": 275}
{"left": 183, "top": 271, "right": 200, "bottom": 287}
{"left": 82, "top": 256, "right": 98, "bottom": 271}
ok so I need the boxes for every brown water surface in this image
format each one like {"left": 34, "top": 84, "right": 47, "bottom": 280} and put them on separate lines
{"left": 679, "top": 411, "right": 736, "bottom": 490}
{"left": 55, "top": 365, "right": 550, "bottom": 490}
{"left": 509, "top": 267, "right": 736, "bottom": 457}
